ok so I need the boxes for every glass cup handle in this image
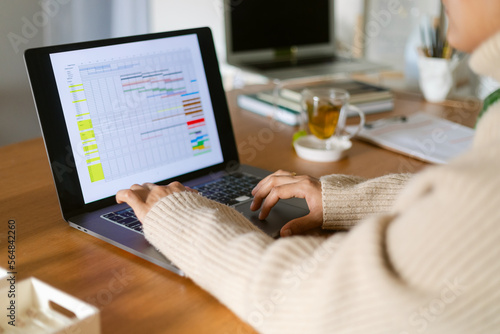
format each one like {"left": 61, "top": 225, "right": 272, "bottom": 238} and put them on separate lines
{"left": 340, "top": 104, "right": 365, "bottom": 140}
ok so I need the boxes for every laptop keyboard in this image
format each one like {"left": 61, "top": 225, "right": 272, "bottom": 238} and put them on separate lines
{"left": 192, "top": 173, "right": 261, "bottom": 205}
{"left": 100, "top": 173, "right": 262, "bottom": 234}
{"left": 101, "top": 207, "right": 144, "bottom": 234}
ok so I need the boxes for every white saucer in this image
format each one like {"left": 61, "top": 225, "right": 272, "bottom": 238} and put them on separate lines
{"left": 293, "top": 135, "right": 352, "bottom": 162}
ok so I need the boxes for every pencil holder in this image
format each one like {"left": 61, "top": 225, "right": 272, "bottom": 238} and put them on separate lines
{"left": 418, "top": 55, "right": 459, "bottom": 102}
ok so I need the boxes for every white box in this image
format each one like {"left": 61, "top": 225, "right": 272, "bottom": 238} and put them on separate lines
{"left": 0, "top": 268, "right": 100, "bottom": 334}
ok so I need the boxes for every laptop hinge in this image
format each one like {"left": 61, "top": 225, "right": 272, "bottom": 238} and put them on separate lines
{"left": 274, "top": 46, "right": 299, "bottom": 65}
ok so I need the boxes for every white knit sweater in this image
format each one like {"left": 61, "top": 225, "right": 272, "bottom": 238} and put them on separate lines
{"left": 143, "top": 32, "right": 500, "bottom": 334}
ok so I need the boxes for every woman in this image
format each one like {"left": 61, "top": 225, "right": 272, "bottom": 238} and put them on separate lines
{"left": 117, "top": 1, "right": 500, "bottom": 332}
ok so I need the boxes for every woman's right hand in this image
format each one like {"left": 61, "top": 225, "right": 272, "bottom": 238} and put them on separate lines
{"left": 251, "top": 170, "right": 323, "bottom": 237}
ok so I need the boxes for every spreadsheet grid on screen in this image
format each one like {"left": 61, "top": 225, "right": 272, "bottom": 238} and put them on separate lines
{"left": 50, "top": 34, "right": 224, "bottom": 203}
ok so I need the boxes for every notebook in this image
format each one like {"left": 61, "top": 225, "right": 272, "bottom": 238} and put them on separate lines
{"left": 349, "top": 112, "right": 475, "bottom": 164}
{"left": 25, "top": 27, "right": 308, "bottom": 275}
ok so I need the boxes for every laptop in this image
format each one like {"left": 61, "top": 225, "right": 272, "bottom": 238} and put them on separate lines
{"left": 224, "top": 0, "right": 384, "bottom": 80}
{"left": 24, "top": 27, "right": 308, "bottom": 275}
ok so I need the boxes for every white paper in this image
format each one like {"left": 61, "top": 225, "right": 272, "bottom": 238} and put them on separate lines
{"left": 348, "top": 112, "right": 475, "bottom": 164}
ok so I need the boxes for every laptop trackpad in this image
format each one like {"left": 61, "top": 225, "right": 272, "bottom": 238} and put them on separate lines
{"left": 234, "top": 200, "right": 309, "bottom": 238}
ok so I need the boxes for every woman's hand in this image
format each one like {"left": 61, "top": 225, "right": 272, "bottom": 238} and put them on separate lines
{"left": 251, "top": 170, "right": 323, "bottom": 237}
{"left": 116, "top": 182, "right": 197, "bottom": 222}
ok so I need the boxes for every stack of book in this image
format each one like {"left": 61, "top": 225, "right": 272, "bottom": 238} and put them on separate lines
{"left": 237, "top": 80, "right": 394, "bottom": 126}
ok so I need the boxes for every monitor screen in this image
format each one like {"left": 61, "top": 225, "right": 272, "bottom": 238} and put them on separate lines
{"left": 230, "top": 0, "right": 331, "bottom": 52}
{"left": 49, "top": 34, "right": 224, "bottom": 204}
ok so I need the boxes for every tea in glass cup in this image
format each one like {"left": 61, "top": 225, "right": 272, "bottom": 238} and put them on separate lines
{"left": 301, "top": 88, "right": 365, "bottom": 150}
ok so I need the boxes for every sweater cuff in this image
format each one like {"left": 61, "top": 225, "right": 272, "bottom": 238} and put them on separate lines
{"left": 320, "top": 174, "right": 412, "bottom": 230}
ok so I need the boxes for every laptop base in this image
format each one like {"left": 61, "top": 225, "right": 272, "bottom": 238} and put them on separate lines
{"left": 233, "top": 57, "right": 387, "bottom": 81}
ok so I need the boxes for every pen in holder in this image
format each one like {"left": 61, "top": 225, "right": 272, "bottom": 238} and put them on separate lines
{"left": 418, "top": 16, "right": 460, "bottom": 103}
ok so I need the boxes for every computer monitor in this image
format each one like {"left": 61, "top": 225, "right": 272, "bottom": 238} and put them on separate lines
{"left": 224, "top": 0, "right": 335, "bottom": 66}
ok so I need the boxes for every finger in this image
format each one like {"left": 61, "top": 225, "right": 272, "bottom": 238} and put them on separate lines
{"left": 127, "top": 183, "right": 153, "bottom": 202}
{"left": 168, "top": 181, "right": 186, "bottom": 192}
{"left": 251, "top": 170, "right": 294, "bottom": 196}
{"left": 251, "top": 170, "right": 294, "bottom": 195}
{"left": 185, "top": 186, "right": 198, "bottom": 193}
{"left": 251, "top": 175, "right": 301, "bottom": 211}
{"left": 252, "top": 175, "right": 302, "bottom": 211}
{"left": 258, "top": 182, "right": 306, "bottom": 219}
{"left": 116, "top": 188, "right": 146, "bottom": 208}
{"left": 280, "top": 214, "right": 322, "bottom": 237}
{"left": 142, "top": 182, "right": 156, "bottom": 190}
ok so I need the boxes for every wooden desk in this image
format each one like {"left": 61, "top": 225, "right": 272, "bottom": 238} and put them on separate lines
{"left": 0, "top": 89, "right": 479, "bottom": 333}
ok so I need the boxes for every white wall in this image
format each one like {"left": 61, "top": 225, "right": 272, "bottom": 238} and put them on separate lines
{"left": 0, "top": 0, "right": 48, "bottom": 146}
{"left": 0, "top": 0, "right": 149, "bottom": 146}
{"left": 150, "top": 0, "right": 227, "bottom": 61}
{"left": 0, "top": 1, "right": 47, "bottom": 90}
{"left": 335, "top": 0, "right": 364, "bottom": 52}
{"left": 150, "top": 0, "right": 366, "bottom": 63}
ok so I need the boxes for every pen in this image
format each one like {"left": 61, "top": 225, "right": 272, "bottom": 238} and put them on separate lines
{"left": 364, "top": 116, "right": 408, "bottom": 129}
{"left": 433, "top": 17, "right": 440, "bottom": 58}
{"left": 420, "top": 26, "right": 430, "bottom": 57}
{"left": 421, "top": 15, "right": 455, "bottom": 59}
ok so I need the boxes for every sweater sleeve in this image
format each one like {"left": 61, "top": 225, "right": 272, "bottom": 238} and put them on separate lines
{"left": 320, "top": 173, "right": 412, "bottom": 230}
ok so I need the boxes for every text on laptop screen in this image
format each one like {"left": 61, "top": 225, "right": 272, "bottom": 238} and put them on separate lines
{"left": 49, "top": 34, "right": 224, "bottom": 204}
{"left": 230, "top": 0, "right": 330, "bottom": 52}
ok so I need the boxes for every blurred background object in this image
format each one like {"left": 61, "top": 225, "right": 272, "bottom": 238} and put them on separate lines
{"left": 0, "top": 0, "right": 494, "bottom": 146}
{"left": 0, "top": 0, "right": 149, "bottom": 146}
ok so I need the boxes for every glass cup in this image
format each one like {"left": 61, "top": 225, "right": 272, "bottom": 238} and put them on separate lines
{"left": 300, "top": 88, "right": 365, "bottom": 150}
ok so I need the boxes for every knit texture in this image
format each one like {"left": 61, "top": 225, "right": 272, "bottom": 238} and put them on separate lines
{"left": 142, "top": 32, "right": 500, "bottom": 333}
{"left": 320, "top": 173, "right": 412, "bottom": 230}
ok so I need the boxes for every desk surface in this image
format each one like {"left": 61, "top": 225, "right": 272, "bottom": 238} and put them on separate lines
{"left": 0, "top": 88, "right": 479, "bottom": 333}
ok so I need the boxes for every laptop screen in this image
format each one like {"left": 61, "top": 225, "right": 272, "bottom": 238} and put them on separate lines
{"left": 230, "top": 0, "right": 330, "bottom": 52}
{"left": 49, "top": 33, "right": 224, "bottom": 204}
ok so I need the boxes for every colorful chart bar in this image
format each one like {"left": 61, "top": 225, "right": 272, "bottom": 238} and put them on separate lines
{"left": 88, "top": 163, "right": 105, "bottom": 182}
{"left": 80, "top": 130, "right": 95, "bottom": 141}
{"left": 84, "top": 144, "right": 98, "bottom": 152}
{"left": 86, "top": 157, "right": 100, "bottom": 164}
{"left": 78, "top": 119, "right": 93, "bottom": 131}
{"left": 187, "top": 118, "right": 205, "bottom": 127}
